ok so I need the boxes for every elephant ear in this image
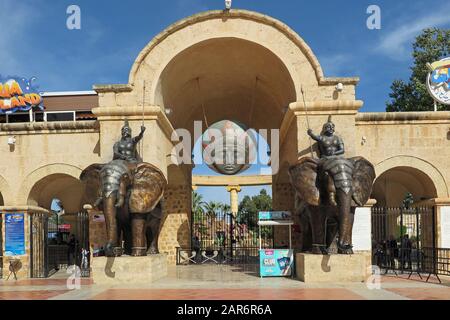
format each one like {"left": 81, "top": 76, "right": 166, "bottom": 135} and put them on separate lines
{"left": 288, "top": 157, "right": 320, "bottom": 206}
{"left": 79, "top": 164, "right": 103, "bottom": 206}
{"left": 350, "top": 157, "right": 376, "bottom": 206}
{"left": 129, "top": 163, "right": 167, "bottom": 213}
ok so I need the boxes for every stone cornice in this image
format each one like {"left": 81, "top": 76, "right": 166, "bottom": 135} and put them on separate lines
{"left": 93, "top": 84, "right": 133, "bottom": 93}
{"left": 92, "top": 106, "right": 177, "bottom": 141}
{"left": 280, "top": 100, "right": 363, "bottom": 145}
{"left": 0, "top": 206, "right": 50, "bottom": 215}
{"left": 0, "top": 120, "right": 99, "bottom": 135}
{"left": 289, "top": 100, "right": 364, "bottom": 115}
{"left": 356, "top": 111, "right": 450, "bottom": 124}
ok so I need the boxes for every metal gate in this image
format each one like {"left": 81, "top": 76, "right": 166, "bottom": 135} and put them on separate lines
{"left": 30, "top": 211, "right": 90, "bottom": 278}
{"left": 372, "top": 206, "right": 448, "bottom": 280}
{"left": 177, "top": 211, "right": 274, "bottom": 265}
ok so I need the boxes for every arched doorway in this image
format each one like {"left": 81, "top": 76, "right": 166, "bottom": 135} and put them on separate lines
{"left": 371, "top": 166, "right": 440, "bottom": 272}
{"left": 27, "top": 173, "right": 88, "bottom": 277}
{"left": 372, "top": 166, "right": 438, "bottom": 207}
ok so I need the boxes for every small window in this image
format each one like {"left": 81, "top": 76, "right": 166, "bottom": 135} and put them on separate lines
{"left": 6, "top": 113, "right": 32, "bottom": 123}
{"left": 45, "top": 111, "right": 75, "bottom": 122}
{"left": 34, "top": 112, "right": 45, "bottom": 122}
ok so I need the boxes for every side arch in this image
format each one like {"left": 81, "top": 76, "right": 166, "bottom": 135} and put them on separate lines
{"left": 0, "top": 174, "right": 12, "bottom": 206}
{"left": 373, "top": 156, "right": 448, "bottom": 205}
{"left": 18, "top": 163, "right": 83, "bottom": 206}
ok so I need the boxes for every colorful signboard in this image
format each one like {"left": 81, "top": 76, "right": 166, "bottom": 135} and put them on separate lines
{"left": 427, "top": 57, "right": 450, "bottom": 105}
{"left": 5, "top": 213, "right": 25, "bottom": 256}
{"left": 259, "top": 249, "right": 294, "bottom": 277}
{"left": 0, "top": 76, "right": 44, "bottom": 114}
{"left": 258, "top": 211, "right": 291, "bottom": 220}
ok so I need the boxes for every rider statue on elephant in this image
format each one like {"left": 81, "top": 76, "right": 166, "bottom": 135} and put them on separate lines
{"left": 289, "top": 116, "right": 375, "bottom": 255}
{"left": 81, "top": 120, "right": 166, "bottom": 257}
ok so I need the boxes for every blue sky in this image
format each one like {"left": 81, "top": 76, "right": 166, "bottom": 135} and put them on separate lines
{"left": 1, "top": 0, "right": 449, "bottom": 204}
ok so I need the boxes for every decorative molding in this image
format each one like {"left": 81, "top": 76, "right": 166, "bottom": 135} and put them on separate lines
{"left": 93, "top": 84, "right": 133, "bottom": 93}
{"left": 0, "top": 120, "right": 99, "bottom": 135}
{"left": 356, "top": 111, "right": 450, "bottom": 124}
{"left": 0, "top": 206, "right": 50, "bottom": 215}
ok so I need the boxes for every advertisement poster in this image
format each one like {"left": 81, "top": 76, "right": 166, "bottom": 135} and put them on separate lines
{"left": 259, "top": 249, "right": 293, "bottom": 277}
{"left": 258, "top": 211, "right": 291, "bottom": 220}
{"left": 5, "top": 213, "right": 25, "bottom": 256}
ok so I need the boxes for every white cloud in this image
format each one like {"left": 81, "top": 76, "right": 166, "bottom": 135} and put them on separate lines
{"left": 318, "top": 54, "right": 354, "bottom": 77}
{"left": 377, "top": 6, "right": 450, "bottom": 59}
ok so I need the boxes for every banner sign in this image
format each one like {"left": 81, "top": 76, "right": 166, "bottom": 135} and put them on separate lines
{"left": 259, "top": 249, "right": 293, "bottom": 277}
{"left": 0, "top": 76, "right": 44, "bottom": 114}
{"left": 5, "top": 213, "right": 25, "bottom": 256}
{"left": 258, "top": 211, "right": 291, "bottom": 220}
{"left": 427, "top": 57, "right": 450, "bottom": 105}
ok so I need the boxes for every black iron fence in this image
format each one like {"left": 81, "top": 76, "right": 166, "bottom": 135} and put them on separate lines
{"left": 177, "top": 211, "right": 273, "bottom": 265}
{"left": 30, "top": 211, "right": 90, "bottom": 278}
{"left": 372, "top": 206, "right": 446, "bottom": 281}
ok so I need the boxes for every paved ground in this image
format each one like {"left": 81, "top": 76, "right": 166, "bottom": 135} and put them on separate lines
{"left": 0, "top": 265, "right": 448, "bottom": 300}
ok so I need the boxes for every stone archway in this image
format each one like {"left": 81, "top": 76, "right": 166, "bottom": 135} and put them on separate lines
{"left": 19, "top": 163, "right": 83, "bottom": 209}
{"left": 372, "top": 156, "right": 448, "bottom": 206}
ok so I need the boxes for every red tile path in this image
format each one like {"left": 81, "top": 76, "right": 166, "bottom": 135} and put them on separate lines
{"left": 0, "top": 278, "right": 93, "bottom": 286}
{"left": 386, "top": 288, "right": 450, "bottom": 300}
{"left": 0, "top": 290, "right": 69, "bottom": 300}
{"left": 91, "top": 288, "right": 363, "bottom": 300}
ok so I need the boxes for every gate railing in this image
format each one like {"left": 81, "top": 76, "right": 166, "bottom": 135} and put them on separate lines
{"left": 180, "top": 210, "right": 274, "bottom": 266}
{"left": 371, "top": 206, "right": 445, "bottom": 281}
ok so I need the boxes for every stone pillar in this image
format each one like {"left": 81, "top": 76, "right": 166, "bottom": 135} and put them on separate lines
{"left": 0, "top": 206, "right": 49, "bottom": 280}
{"left": 226, "top": 185, "right": 241, "bottom": 216}
{"left": 272, "top": 183, "right": 295, "bottom": 248}
{"left": 353, "top": 199, "right": 377, "bottom": 271}
{"left": 159, "top": 184, "right": 191, "bottom": 265}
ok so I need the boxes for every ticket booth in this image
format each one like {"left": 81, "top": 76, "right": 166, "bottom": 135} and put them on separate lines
{"left": 258, "top": 211, "right": 294, "bottom": 277}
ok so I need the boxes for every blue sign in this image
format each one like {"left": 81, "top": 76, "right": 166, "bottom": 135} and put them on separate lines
{"left": 258, "top": 211, "right": 291, "bottom": 220}
{"left": 0, "top": 76, "right": 44, "bottom": 114}
{"left": 5, "top": 213, "right": 25, "bottom": 256}
{"left": 259, "top": 249, "right": 293, "bottom": 277}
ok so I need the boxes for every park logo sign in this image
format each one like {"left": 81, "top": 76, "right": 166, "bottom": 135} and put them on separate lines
{"left": 0, "top": 76, "right": 44, "bottom": 114}
{"left": 427, "top": 57, "right": 450, "bottom": 105}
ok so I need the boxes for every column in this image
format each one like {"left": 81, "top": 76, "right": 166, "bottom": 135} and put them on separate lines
{"left": 226, "top": 185, "right": 241, "bottom": 216}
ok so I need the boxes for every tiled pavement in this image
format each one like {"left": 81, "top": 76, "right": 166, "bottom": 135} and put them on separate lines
{"left": 0, "top": 265, "right": 448, "bottom": 300}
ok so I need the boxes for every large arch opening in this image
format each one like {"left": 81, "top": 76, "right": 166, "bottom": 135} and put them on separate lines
{"left": 157, "top": 37, "right": 297, "bottom": 140}
{"left": 371, "top": 166, "right": 438, "bottom": 207}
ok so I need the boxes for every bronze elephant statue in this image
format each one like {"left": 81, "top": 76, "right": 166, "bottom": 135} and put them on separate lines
{"left": 288, "top": 156, "right": 375, "bottom": 254}
{"left": 80, "top": 161, "right": 167, "bottom": 257}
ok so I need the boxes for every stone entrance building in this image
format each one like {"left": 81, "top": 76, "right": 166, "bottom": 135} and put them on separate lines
{"left": 0, "top": 10, "right": 449, "bottom": 277}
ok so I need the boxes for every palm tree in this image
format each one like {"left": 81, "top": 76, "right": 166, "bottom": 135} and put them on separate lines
{"left": 192, "top": 191, "right": 205, "bottom": 222}
{"left": 203, "top": 201, "right": 222, "bottom": 219}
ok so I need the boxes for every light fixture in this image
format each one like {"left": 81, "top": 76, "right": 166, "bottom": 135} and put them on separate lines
{"left": 361, "top": 136, "right": 367, "bottom": 145}
{"left": 165, "top": 108, "right": 172, "bottom": 115}
{"left": 225, "top": 0, "right": 232, "bottom": 10}
{"left": 335, "top": 83, "right": 344, "bottom": 92}
{"left": 7, "top": 136, "right": 16, "bottom": 146}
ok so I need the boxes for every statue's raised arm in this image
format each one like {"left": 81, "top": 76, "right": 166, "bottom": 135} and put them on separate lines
{"left": 133, "top": 125, "right": 146, "bottom": 144}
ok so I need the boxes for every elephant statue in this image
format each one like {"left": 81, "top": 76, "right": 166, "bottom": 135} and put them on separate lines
{"left": 80, "top": 120, "right": 167, "bottom": 257}
{"left": 80, "top": 161, "right": 166, "bottom": 257}
{"left": 289, "top": 116, "right": 375, "bottom": 254}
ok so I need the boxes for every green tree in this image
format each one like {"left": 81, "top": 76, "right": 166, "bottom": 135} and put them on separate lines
{"left": 237, "top": 189, "right": 272, "bottom": 230}
{"left": 386, "top": 28, "right": 450, "bottom": 112}
{"left": 192, "top": 191, "right": 205, "bottom": 222}
{"left": 203, "top": 201, "right": 222, "bottom": 219}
